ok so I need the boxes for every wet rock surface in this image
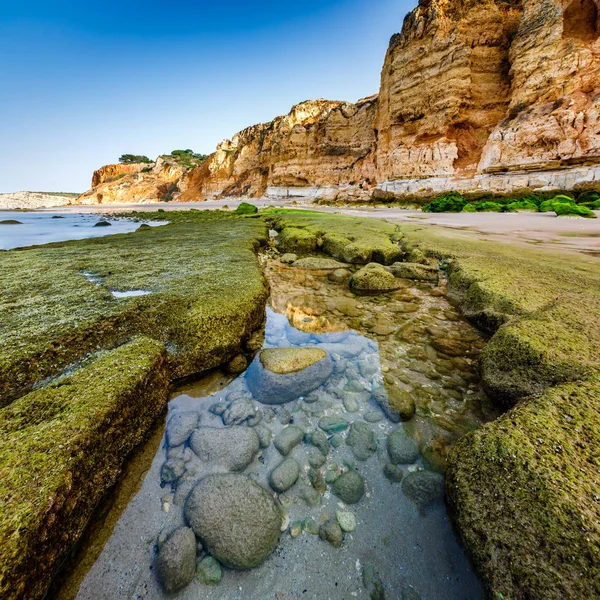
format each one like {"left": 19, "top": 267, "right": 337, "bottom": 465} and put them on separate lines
{"left": 155, "top": 527, "right": 196, "bottom": 592}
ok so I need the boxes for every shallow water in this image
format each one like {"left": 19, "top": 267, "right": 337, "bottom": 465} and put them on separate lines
{"left": 0, "top": 211, "right": 165, "bottom": 250}
{"left": 65, "top": 257, "right": 496, "bottom": 600}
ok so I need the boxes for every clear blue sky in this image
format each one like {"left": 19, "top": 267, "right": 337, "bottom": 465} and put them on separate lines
{"left": 0, "top": 0, "right": 416, "bottom": 193}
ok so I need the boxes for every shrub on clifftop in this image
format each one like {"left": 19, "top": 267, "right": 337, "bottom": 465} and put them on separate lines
{"left": 119, "top": 154, "right": 153, "bottom": 164}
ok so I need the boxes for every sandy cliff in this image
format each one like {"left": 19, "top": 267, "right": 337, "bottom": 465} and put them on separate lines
{"left": 78, "top": 0, "right": 600, "bottom": 204}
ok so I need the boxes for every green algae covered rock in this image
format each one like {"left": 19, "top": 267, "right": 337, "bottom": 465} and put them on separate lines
{"left": 554, "top": 203, "right": 597, "bottom": 218}
{"left": 0, "top": 337, "right": 170, "bottom": 600}
{"left": 422, "top": 192, "right": 466, "bottom": 213}
{"left": 235, "top": 202, "right": 258, "bottom": 214}
{"left": 507, "top": 200, "right": 538, "bottom": 212}
{"left": 350, "top": 263, "right": 402, "bottom": 295}
{"left": 387, "top": 262, "right": 438, "bottom": 282}
{"left": 291, "top": 257, "right": 347, "bottom": 269}
{"left": 333, "top": 470, "right": 365, "bottom": 504}
{"left": 446, "top": 379, "right": 600, "bottom": 600}
{"left": 539, "top": 195, "right": 576, "bottom": 212}
{"left": 185, "top": 474, "right": 282, "bottom": 570}
{"left": 277, "top": 226, "right": 318, "bottom": 254}
{"left": 196, "top": 556, "right": 222, "bottom": 586}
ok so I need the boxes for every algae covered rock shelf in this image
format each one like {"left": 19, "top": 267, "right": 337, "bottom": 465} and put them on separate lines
{"left": 0, "top": 211, "right": 269, "bottom": 600}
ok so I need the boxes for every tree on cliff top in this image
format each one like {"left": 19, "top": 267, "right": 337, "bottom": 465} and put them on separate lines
{"left": 119, "top": 154, "right": 153, "bottom": 164}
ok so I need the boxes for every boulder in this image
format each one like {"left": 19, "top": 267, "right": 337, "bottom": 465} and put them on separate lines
{"left": 166, "top": 411, "right": 199, "bottom": 447}
{"left": 350, "top": 263, "right": 402, "bottom": 295}
{"left": 189, "top": 426, "right": 259, "bottom": 472}
{"left": 270, "top": 457, "right": 300, "bottom": 492}
{"left": 333, "top": 471, "right": 365, "bottom": 504}
{"left": 402, "top": 470, "right": 445, "bottom": 510}
{"left": 273, "top": 426, "right": 304, "bottom": 456}
{"left": 155, "top": 527, "right": 196, "bottom": 593}
{"left": 185, "top": 474, "right": 282, "bottom": 570}
{"left": 346, "top": 422, "right": 377, "bottom": 461}
{"left": 247, "top": 347, "right": 333, "bottom": 404}
{"left": 387, "top": 429, "right": 419, "bottom": 465}
{"left": 387, "top": 262, "right": 438, "bottom": 282}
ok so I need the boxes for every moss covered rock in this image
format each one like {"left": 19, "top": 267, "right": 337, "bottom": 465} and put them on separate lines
{"left": 0, "top": 338, "right": 170, "bottom": 600}
{"left": 350, "top": 263, "right": 402, "bottom": 294}
{"left": 446, "top": 380, "right": 600, "bottom": 600}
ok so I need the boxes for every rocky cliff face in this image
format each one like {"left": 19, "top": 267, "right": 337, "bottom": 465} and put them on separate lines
{"left": 79, "top": 158, "right": 186, "bottom": 205}
{"left": 78, "top": 0, "right": 600, "bottom": 204}
{"left": 179, "top": 97, "right": 378, "bottom": 202}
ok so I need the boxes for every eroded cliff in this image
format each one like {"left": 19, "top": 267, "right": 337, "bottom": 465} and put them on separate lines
{"left": 78, "top": 0, "right": 600, "bottom": 204}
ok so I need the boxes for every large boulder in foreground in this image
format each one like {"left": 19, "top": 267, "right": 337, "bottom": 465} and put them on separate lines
{"left": 446, "top": 380, "right": 600, "bottom": 600}
{"left": 246, "top": 347, "right": 333, "bottom": 404}
{"left": 185, "top": 474, "right": 282, "bottom": 570}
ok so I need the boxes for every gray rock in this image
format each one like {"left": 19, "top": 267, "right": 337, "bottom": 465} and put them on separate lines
{"left": 247, "top": 347, "right": 334, "bottom": 405}
{"left": 319, "top": 517, "right": 343, "bottom": 548}
{"left": 343, "top": 395, "right": 360, "bottom": 413}
{"left": 328, "top": 268, "right": 352, "bottom": 283}
{"left": 363, "top": 410, "right": 384, "bottom": 423}
{"left": 401, "top": 470, "right": 445, "bottom": 510}
{"left": 189, "top": 426, "right": 259, "bottom": 472}
{"left": 363, "top": 563, "right": 385, "bottom": 599}
{"left": 222, "top": 398, "right": 258, "bottom": 426}
{"left": 387, "top": 430, "right": 419, "bottom": 465}
{"left": 383, "top": 463, "right": 404, "bottom": 483}
{"left": 255, "top": 424, "right": 272, "bottom": 448}
{"left": 318, "top": 417, "right": 348, "bottom": 433}
{"left": 270, "top": 458, "right": 300, "bottom": 492}
{"left": 166, "top": 412, "right": 199, "bottom": 447}
{"left": 273, "top": 426, "right": 304, "bottom": 456}
{"left": 280, "top": 253, "right": 298, "bottom": 264}
{"left": 298, "top": 484, "right": 321, "bottom": 507}
{"left": 336, "top": 510, "right": 357, "bottom": 532}
{"left": 333, "top": 471, "right": 365, "bottom": 504}
{"left": 387, "top": 262, "right": 438, "bottom": 282}
{"left": 155, "top": 527, "right": 196, "bottom": 592}
{"left": 350, "top": 263, "right": 402, "bottom": 295}
{"left": 161, "top": 459, "right": 186, "bottom": 484}
{"left": 196, "top": 556, "right": 222, "bottom": 585}
{"left": 330, "top": 433, "right": 345, "bottom": 448}
{"left": 310, "top": 430, "right": 330, "bottom": 456}
{"left": 277, "top": 408, "right": 292, "bottom": 425}
{"left": 308, "top": 448, "right": 327, "bottom": 469}
{"left": 346, "top": 422, "right": 377, "bottom": 461}
{"left": 209, "top": 401, "right": 228, "bottom": 416}
{"left": 185, "top": 474, "right": 282, "bottom": 570}
{"left": 309, "top": 468, "right": 327, "bottom": 493}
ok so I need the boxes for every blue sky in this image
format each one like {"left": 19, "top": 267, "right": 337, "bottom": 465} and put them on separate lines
{"left": 0, "top": 1, "right": 416, "bottom": 193}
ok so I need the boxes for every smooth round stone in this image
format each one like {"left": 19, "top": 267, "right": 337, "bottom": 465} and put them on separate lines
{"left": 247, "top": 347, "right": 334, "bottom": 404}
{"left": 270, "top": 458, "right": 300, "bottom": 492}
{"left": 280, "top": 253, "right": 298, "bottom": 264}
{"left": 303, "top": 517, "right": 320, "bottom": 535}
{"left": 310, "top": 430, "right": 330, "bottom": 455}
{"left": 319, "top": 517, "right": 343, "bottom": 548}
{"left": 329, "top": 268, "right": 352, "bottom": 283}
{"left": 363, "top": 410, "right": 384, "bottom": 423}
{"left": 318, "top": 416, "right": 349, "bottom": 433}
{"left": 387, "top": 430, "right": 419, "bottom": 465}
{"left": 190, "top": 427, "right": 259, "bottom": 472}
{"left": 290, "top": 521, "right": 303, "bottom": 537}
{"left": 273, "top": 426, "right": 304, "bottom": 456}
{"left": 185, "top": 474, "right": 282, "bottom": 570}
{"left": 383, "top": 463, "right": 404, "bottom": 483}
{"left": 343, "top": 396, "right": 360, "bottom": 413}
{"left": 333, "top": 471, "right": 365, "bottom": 504}
{"left": 330, "top": 433, "right": 345, "bottom": 448}
{"left": 94, "top": 220, "right": 112, "bottom": 227}
{"left": 308, "top": 448, "right": 327, "bottom": 469}
{"left": 401, "top": 470, "right": 445, "bottom": 510}
{"left": 346, "top": 422, "right": 377, "bottom": 461}
{"left": 336, "top": 510, "right": 357, "bottom": 532}
{"left": 161, "top": 459, "right": 186, "bottom": 483}
{"left": 156, "top": 527, "right": 196, "bottom": 592}
{"left": 166, "top": 411, "right": 199, "bottom": 447}
{"left": 350, "top": 263, "right": 402, "bottom": 295}
{"left": 196, "top": 556, "right": 222, "bottom": 586}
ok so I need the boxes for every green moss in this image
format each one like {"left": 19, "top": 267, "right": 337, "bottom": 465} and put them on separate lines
{"left": 422, "top": 192, "right": 467, "bottom": 213}
{"left": 235, "top": 202, "right": 258, "bottom": 214}
{"left": 577, "top": 190, "right": 600, "bottom": 204}
{"left": 539, "top": 195, "right": 576, "bottom": 212}
{"left": 267, "top": 211, "right": 403, "bottom": 264}
{"left": 0, "top": 337, "right": 170, "bottom": 600}
{"left": 461, "top": 203, "right": 477, "bottom": 213}
{"left": 506, "top": 200, "right": 538, "bottom": 212}
{"left": 446, "top": 378, "right": 600, "bottom": 600}
{"left": 0, "top": 213, "right": 268, "bottom": 403}
{"left": 473, "top": 201, "right": 504, "bottom": 212}
{"left": 554, "top": 203, "right": 597, "bottom": 218}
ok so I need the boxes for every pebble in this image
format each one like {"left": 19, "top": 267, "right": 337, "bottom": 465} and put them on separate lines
{"left": 336, "top": 510, "right": 357, "bottom": 532}
{"left": 318, "top": 416, "right": 349, "bottom": 433}
{"left": 196, "top": 556, "right": 222, "bottom": 586}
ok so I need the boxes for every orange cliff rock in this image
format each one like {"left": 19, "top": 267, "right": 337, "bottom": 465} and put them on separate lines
{"left": 77, "top": 0, "right": 600, "bottom": 205}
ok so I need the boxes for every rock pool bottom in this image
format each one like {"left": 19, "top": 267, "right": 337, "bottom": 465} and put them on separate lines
{"left": 72, "top": 305, "right": 484, "bottom": 600}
